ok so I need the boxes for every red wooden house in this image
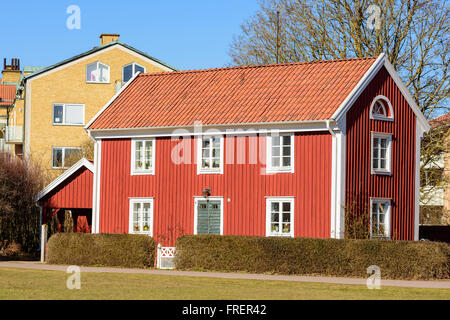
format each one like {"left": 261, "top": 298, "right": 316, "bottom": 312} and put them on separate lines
{"left": 82, "top": 54, "right": 429, "bottom": 245}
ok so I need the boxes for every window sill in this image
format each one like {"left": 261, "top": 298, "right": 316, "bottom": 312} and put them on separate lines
{"left": 371, "top": 170, "right": 392, "bottom": 176}
{"left": 131, "top": 170, "right": 155, "bottom": 176}
{"left": 370, "top": 115, "right": 394, "bottom": 122}
{"left": 197, "top": 169, "right": 223, "bottom": 175}
{"left": 53, "top": 123, "right": 85, "bottom": 127}
{"left": 86, "top": 81, "right": 110, "bottom": 84}
{"left": 266, "top": 167, "right": 294, "bottom": 174}
{"left": 267, "top": 233, "right": 293, "bottom": 238}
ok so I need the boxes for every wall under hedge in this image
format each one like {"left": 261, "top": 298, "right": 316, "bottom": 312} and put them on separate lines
{"left": 175, "top": 235, "right": 450, "bottom": 280}
{"left": 48, "top": 233, "right": 156, "bottom": 268}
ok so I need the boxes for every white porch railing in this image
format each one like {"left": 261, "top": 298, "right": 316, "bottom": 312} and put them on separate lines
{"left": 156, "top": 244, "right": 176, "bottom": 269}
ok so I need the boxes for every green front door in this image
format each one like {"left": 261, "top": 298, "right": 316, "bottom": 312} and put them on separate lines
{"left": 197, "top": 200, "right": 221, "bottom": 235}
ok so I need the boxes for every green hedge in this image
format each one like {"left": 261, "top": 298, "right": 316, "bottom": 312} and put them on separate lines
{"left": 175, "top": 235, "right": 450, "bottom": 280}
{"left": 48, "top": 233, "right": 156, "bottom": 268}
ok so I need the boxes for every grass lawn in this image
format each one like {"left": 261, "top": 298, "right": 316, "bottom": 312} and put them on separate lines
{"left": 0, "top": 267, "right": 449, "bottom": 300}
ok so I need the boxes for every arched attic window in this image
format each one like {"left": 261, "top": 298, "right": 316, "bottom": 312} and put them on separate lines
{"left": 370, "top": 95, "right": 394, "bottom": 121}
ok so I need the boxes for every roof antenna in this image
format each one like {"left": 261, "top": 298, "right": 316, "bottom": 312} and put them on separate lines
{"left": 276, "top": 10, "right": 281, "bottom": 64}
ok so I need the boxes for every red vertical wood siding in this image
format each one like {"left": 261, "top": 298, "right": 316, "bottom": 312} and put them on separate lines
{"left": 42, "top": 168, "right": 93, "bottom": 209}
{"left": 99, "top": 133, "right": 333, "bottom": 246}
{"left": 346, "top": 67, "right": 417, "bottom": 240}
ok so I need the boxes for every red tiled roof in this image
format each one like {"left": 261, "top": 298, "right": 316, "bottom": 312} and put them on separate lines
{"left": 0, "top": 82, "right": 16, "bottom": 107}
{"left": 430, "top": 113, "right": 450, "bottom": 128}
{"left": 88, "top": 56, "right": 378, "bottom": 130}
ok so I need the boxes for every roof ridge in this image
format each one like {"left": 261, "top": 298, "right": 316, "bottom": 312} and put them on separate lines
{"left": 139, "top": 55, "right": 378, "bottom": 78}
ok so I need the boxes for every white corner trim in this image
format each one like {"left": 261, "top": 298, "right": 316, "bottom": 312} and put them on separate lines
{"left": 369, "top": 95, "right": 394, "bottom": 121}
{"left": 34, "top": 158, "right": 94, "bottom": 202}
{"left": 414, "top": 118, "right": 423, "bottom": 241}
{"left": 85, "top": 71, "right": 141, "bottom": 130}
{"left": 193, "top": 197, "right": 224, "bottom": 235}
{"left": 92, "top": 140, "right": 102, "bottom": 234}
{"left": 331, "top": 53, "right": 386, "bottom": 121}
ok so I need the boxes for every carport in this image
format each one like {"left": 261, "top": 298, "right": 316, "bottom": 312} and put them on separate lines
{"left": 35, "top": 158, "right": 94, "bottom": 262}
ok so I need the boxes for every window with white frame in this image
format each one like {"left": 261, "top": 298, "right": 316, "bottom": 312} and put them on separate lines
{"left": 266, "top": 197, "right": 294, "bottom": 237}
{"left": 197, "top": 136, "right": 223, "bottom": 174}
{"left": 52, "top": 147, "right": 82, "bottom": 169}
{"left": 371, "top": 133, "right": 392, "bottom": 175}
{"left": 53, "top": 103, "right": 84, "bottom": 125}
{"left": 131, "top": 139, "right": 155, "bottom": 175}
{"left": 267, "top": 134, "right": 294, "bottom": 173}
{"left": 129, "top": 198, "right": 153, "bottom": 235}
{"left": 123, "top": 63, "right": 146, "bottom": 83}
{"left": 370, "top": 199, "right": 391, "bottom": 238}
{"left": 86, "top": 61, "right": 110, "bottom": 83}
{"left": 370, "top": 96, "right": 394, "bottom": 121}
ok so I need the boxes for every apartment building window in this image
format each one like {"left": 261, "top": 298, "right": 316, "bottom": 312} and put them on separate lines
{"left": 266, "top": 197, "right": 294, "bottom": 237}
{"left": 86, "top": 61, "right": 110, "bottom": 83}
{"left": 131, "top": 139, "right": 155, "bottom": 175}
{"left": 52, "top": 147, "right": 82, "bottom": 169}
{"left": 123, "top": 63, "right": 146, "bottom": 82}
{"left": 197, "top": 136, "right": 223, "bottom": 174}
{"left": 371, "top": 133, "right": 392, "bottom": 175}
{"left": 267, "top": 134, "right": 294, "bottom": 173}
{"left": 53, "top": 104, "right": 84, "bottom": 125}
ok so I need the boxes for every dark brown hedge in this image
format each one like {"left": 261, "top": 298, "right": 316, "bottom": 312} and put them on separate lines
{"left": 48, "top": 233, "right": 156, "bottom": 268}
{"left": 175, "top": 235, "right": 450, "bottom": 280}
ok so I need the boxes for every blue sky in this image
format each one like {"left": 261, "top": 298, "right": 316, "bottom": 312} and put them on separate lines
{"left": 0, "top": 0, "right": 259, "bottom": 71}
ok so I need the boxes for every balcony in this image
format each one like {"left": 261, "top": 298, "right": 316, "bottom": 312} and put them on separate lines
{"left": 5, "top": 126, "right": 23, "bottom": 144}
{"left": 0, "top": 138, "right": 11, "bottom": 152}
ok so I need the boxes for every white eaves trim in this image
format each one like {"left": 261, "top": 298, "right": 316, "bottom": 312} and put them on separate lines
{"left": 85, "top": 71, "right": 141, "bottom": 130}
{"left": 332, "top": 53, "right": 430, "bottom": 132}
{"left": 34, "top": 158, "right": 94, "bottom": 202}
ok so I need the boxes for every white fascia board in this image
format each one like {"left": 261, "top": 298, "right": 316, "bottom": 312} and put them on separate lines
{"left": 84, "top": 71, "right": 141, "bottom": 130}
{"left": 34, "top": 158, "right": 94, "bottom": 202}
{"left": 382, "top": 58, "right": 431, "bottom": 132}
{"left": 332, "top": 53, "right": 430, "bottom": 133}
{"left": 331, "top": 53, "right": 386, "bottom": 121}
{"left": 87, "top": 120, "right": 342, "bottom": 140}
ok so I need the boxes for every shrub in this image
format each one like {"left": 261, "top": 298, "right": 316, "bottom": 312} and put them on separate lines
{"left": 0, "top": 153, "right": 46, "bottom": 255}
{"left": 175, "top": 235, "right": 450, "bottom": 280}
{"left": 48, "top": 233, "right": 156, "bottom": 268}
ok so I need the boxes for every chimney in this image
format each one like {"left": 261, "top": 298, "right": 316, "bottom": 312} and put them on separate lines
{"left": 99, "top": 34, "right": 120, "bottom": 46}
{"left": 2, "top": 58, "right": 21, "bottom": 84}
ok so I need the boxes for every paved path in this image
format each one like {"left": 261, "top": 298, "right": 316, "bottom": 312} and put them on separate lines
{"left": 0, "top": 261, "right": 449, "bottom": 289}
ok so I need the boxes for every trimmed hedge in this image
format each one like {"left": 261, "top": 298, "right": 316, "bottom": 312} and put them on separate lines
{"left": 48, "top": 233, "right": 156, "bottom": 268}
{"left": 175, "top": 235, "right": 450, "bottom": 280}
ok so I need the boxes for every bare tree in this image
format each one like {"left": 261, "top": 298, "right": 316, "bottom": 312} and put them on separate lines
{"left": 230, "top": 0, "right": 449, "bottom": 117}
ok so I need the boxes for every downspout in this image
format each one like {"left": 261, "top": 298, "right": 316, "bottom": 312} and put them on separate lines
{"left": 326, "top": 120, "right": 338, "bottom": 238}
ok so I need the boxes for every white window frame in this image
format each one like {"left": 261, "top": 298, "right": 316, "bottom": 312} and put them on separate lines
{"left": 370, "top": 198, "right": 391, "bottom": 239}
{"left": 86, "top": 61, "right": 110, "bottom": 84}
{"left": 266, "top": 134, "right": 295, "bottom": 174}
{"left": 193, "top": 197, "right": 224, "bottom": 235}
{"left": 266, "top": 197, "right": 295, "bottom": 237}
{"left": 371, "top": 132, "right": 393, "bottom": 176}
{"left": 51, "top": 147, "right": 82, "bottom": 169}
{"left": 122, "top": 62, "right": 146, "bottom": 83}
{"left": 369, "top": 95, "right": 394, "bottom": 121}
{"left": 129, "top": 198, "right": 154, "bottom": 236}
{"left": 131, "top": 138, "right": 156, "bottom": 175}
{"left": 196, "top": 135, "right": 224, "bottom": 175}
{"left": 52, "top": 103, "right": 85, "bottom": 126}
